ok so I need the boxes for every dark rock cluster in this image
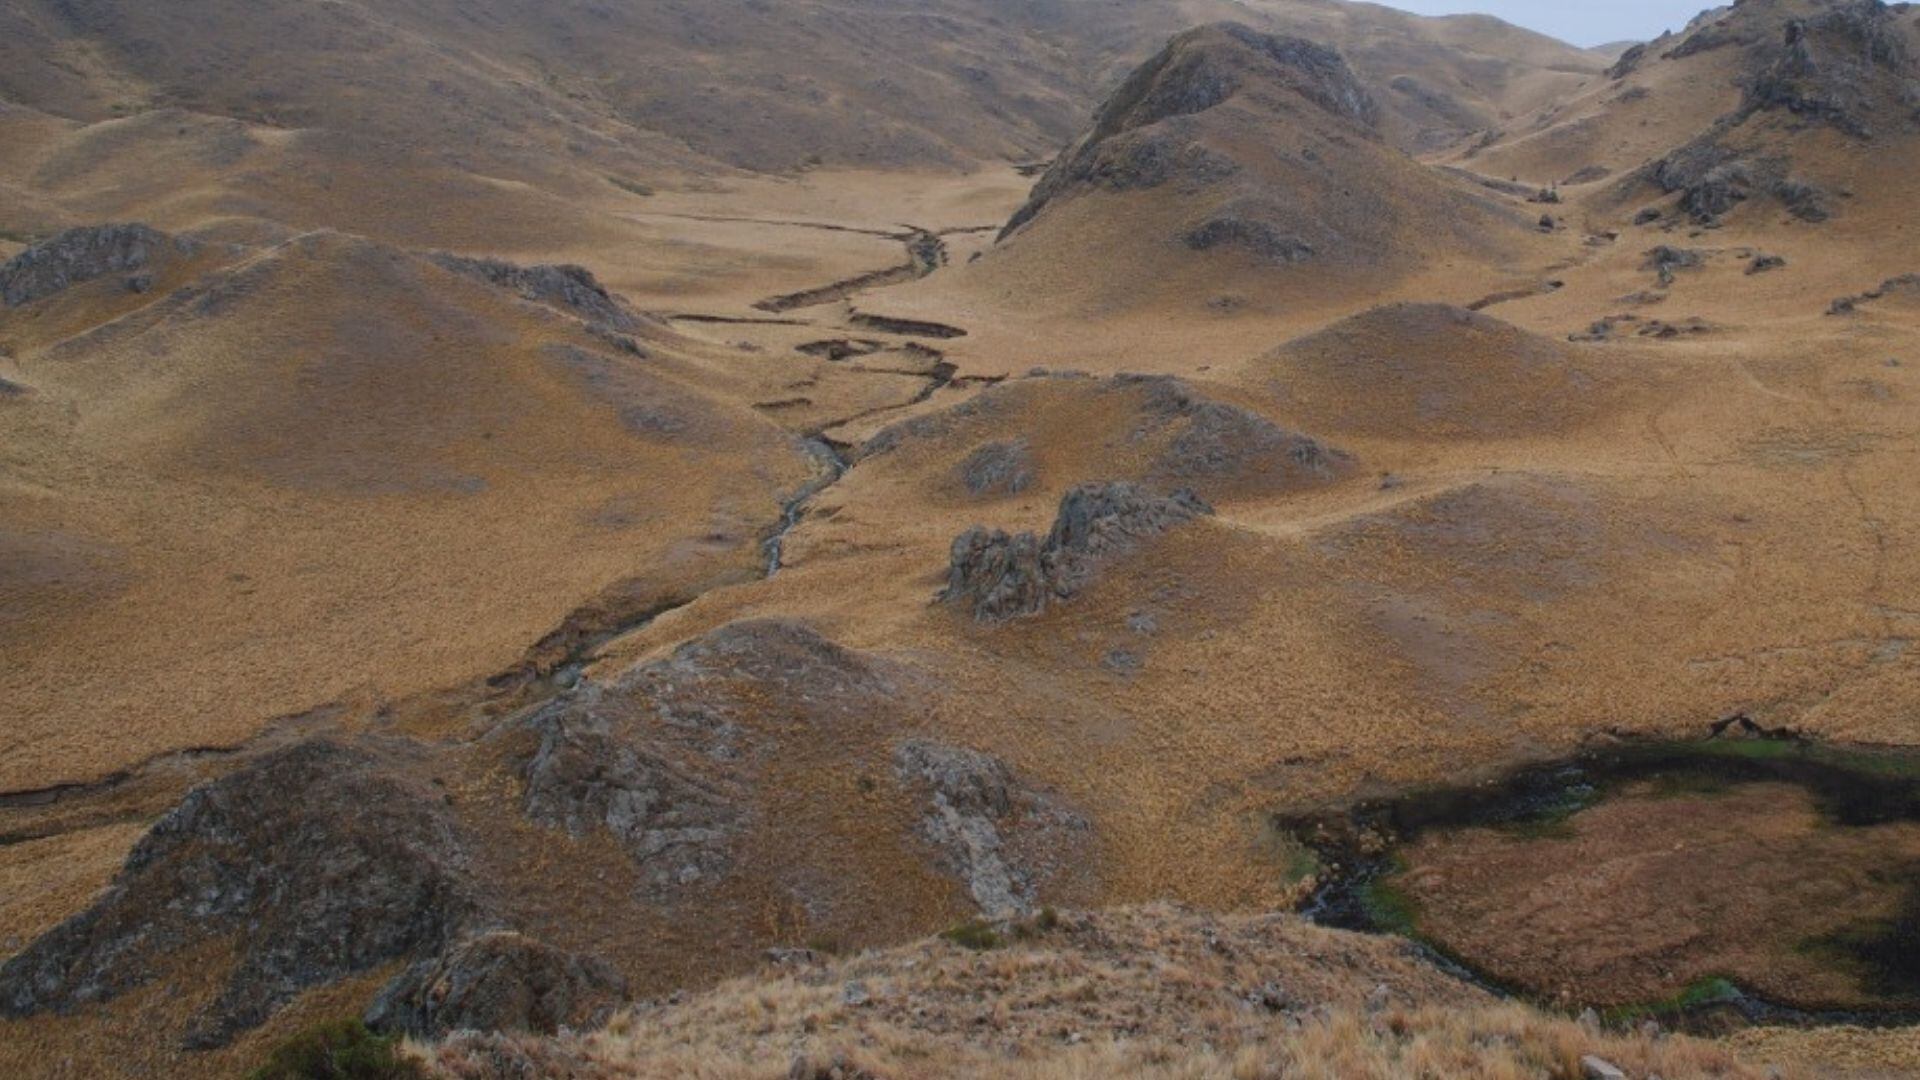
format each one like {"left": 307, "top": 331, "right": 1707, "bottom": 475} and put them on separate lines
{"left": 1745, "top": 1, "right": 1914, "bottom": 138}
{"left": 365, "top": 931, "right": 627, "bottom": 1039}
{"left": 1183, "top": 211, "right": 1316, "bottom": 264}
{"left": 430, "top": 252, "right": 641, "bottom": 331}
{"left": 956, "top": 438, "right": 1035, "bottom": 497}
{"left": 0, "top": 223, "right": 199, "bottom": 307}
{"left": 0, "top": 741, "right": 482, "bottom": 1048}
{"left": 944, "top": 482, "right": 1212, "bottom": 622}
{"left": 1829, "top": 272, "right": 1920, "bottom": 314}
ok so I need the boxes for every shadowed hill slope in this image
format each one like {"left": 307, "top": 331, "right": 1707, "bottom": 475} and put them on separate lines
{"left": 0, "top": 0, "right": 1601, "bottom": 179}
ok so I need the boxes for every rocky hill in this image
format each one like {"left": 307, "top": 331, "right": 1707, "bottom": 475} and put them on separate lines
{"left": 8, "top": 2, "right": 1920, "bottom": 1078}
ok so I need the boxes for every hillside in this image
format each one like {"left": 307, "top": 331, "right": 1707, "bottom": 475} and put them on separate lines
{"left": 6, "top": 1, "right": 1920, "bottom": 1077}
{"left": 0, "top": 0, "right": 1599, "bottom": 180}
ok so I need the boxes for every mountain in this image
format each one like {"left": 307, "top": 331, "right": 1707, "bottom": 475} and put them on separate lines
{"left": 969, "top": 22, "right": 1555, "bottom": 316}
{"left": 0, "top": 0, "right": 1600, "bottom": 181}
{"left": 8, "top": 2, "right": 1920, "bottom": 1077}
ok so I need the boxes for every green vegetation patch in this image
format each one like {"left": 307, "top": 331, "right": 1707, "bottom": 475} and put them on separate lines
{"left": 249, "top": 1019, "right": 426, "bottom": 1080}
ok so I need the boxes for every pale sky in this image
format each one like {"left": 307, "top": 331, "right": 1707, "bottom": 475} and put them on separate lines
{"left": 1381, "top": 0, "right": 1710, "bottom": 48}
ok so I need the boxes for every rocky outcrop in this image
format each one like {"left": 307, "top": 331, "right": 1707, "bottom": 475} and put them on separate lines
{"left": 430, "top": 253, "right": 641, "bottom": 331}
{"left": 1644, "top": 245, "right": 1705, "bottom": 286}
{"left": 1828, "top": 272, "right": 1920, "bottom": 314}
{"left": 365, "top": 931, "right": 627, "bottom": 1039}
{"left": 893, "top": 740, "right": 1088, "bottom": 917}
{"left": 0, "top": 224, "right": 199, "bottom": 307}
{"left": 957, "top": 438, "right": 1035, "bottom": 497}
{"left": 1647, "top": 141, "right": 1830, "bottom": 225}
{"left": 1128, "top": 376, "right": 1351, "bottom": 491}
{"left": 0, "top": 740, "right": 481, "bottom": 1048}
{"left": 520, "top": 620, "right": 893, "bottom": 893}
{"left": 868, "top": 374, "right": 1349, "bottom": 504}
{"left": 1183, "top": 209, "right": 1315, "bottom": 264}
{"left": 1745, "top": 0, "right": 1914, "bottom": 138}
{"left": 1630, "top": 1, "right": 1911, "bottom": 225}
{"left": 1002, "top": 24, "right": 1376, "bottom": 237}
{"left": 523, "top": 703, "right": 743, "bottom": 896}
{"left": 944, "top": 482, "right": 1212, "bottom": 622}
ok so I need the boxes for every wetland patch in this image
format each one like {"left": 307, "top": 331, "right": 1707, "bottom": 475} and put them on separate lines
{"left": 1287, "top": 737, "right": 1920, "bottom": 1030}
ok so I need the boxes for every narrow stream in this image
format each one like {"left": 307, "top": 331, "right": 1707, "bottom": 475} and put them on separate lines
{"left": 763, "top": 436, "right": 851, "bottom": 576}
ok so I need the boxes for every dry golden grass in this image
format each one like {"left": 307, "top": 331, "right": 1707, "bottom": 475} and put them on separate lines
{"left": 3, "top": 3, "right": 1920, "bottom": 1076}
{"left": 424, "top": 906, "right": 1785, "bottom": 1080}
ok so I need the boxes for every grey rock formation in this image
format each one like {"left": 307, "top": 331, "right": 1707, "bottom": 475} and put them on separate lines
{"left": 1183, "top": 213, "right": 1315, "bottom": 264}
{"left": 521, "top": 620, "right": 892, "bottom": 893}
{"left": 1631, "top": 2, "right": 1907, "bottom": 225}
{"left": 945, "top": 528, "right": 1051, "bottom": 622}
{"left": 365, "top": 931, "right": 627, "bottom": 1039}
{"left": 1746, "top": 1, "right": 1913, "bottom": 138}
{"left": 0, "top": 740, "right": 480, "bottom": 1048}
{"left": 893, "top": 740, "right": 1088, "bottom": 917}
{"left": 0, "top": 224, "right": 199, "bottom": 307}
{"left": 430, "top": 253, "right": 641, "bottom": 331}
{"left": 944, "top": 482, "right": 1212, "bottom": 622}
{"left": 523, "top": 706, "right": 741, "bottom": 894}
{"left": 1131, "top": 376, "right": 1351, "bottom": 490}
{"left": 1644, "top": 245, "right": 1705, "bottom": 286}
{"left": 1829, "top": 272, "right": 1920, "bottom": 314}
{"left": 957, "top": 438, "right": 1035, "bottom": 497}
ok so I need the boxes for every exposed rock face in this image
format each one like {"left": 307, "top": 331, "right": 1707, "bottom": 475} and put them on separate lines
{"left": 365, "top": 931, "right": 627, "bottom": 1039}
{"left": 1129, "top": 376, "right": 1351, "bottom": 491}
{"left": 1644, "top": 245, "right": 1706, "bottom": 286}
{"left": 0, "top": 224, "right": 199, "bottom": 307}
{"left": 944, "top": 482, "right": 1212, "bottom": 622}
{"left": 1183, "top": 210, "right": 1316, "bottom": 264}
{"left": 1829, "top": 272, "right": 1920, "bottom": 314}
{"left": 893, "top": 740, "right": 1089, "bottom": 917}
{"left": 1648, "top": 142, "right": 1830, "bottom": 225}
{"left": 957, "top": 438, "right": 1035, "bottom": 497}
{"left": 521, "top": 620, "right": 892, "bottom": 893}
{"left": 430, "top": 253, "right": 641, "bottom": 330}
{"left": 1002, "top": 23, "right": 1376, "bottom": 237}
{"left": 945, "top": 529, "right": 1051, "bottom": 623}
{"left": 523, "top": 702, "right": 743, "bottom": 895}
{"left": 1746, "top": 0, "right": 1914, "bottom": 138}
{"left": 1633, "top": 1, "right": 1910, "bottom": 224}
{"left": 0, "top": 741, "right": 480, "bottom": 1048}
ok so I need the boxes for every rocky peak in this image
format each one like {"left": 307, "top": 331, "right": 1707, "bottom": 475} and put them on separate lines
{"left": 1002, "top": 24, "right": 1375, "bottom": 237}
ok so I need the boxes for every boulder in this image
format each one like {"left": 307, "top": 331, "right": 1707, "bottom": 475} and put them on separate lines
{"left": 365, "top": 931, "right": 627, "bottom": 1039}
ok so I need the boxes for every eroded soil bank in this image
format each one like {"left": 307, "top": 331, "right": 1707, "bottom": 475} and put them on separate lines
{"left": 1287, "top": 737, "right": 1920, "bottom": 1030}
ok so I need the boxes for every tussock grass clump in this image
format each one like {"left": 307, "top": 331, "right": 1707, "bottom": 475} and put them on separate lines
{"left": 250, "top": 1019, "right": 427, "bottom": 1080}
